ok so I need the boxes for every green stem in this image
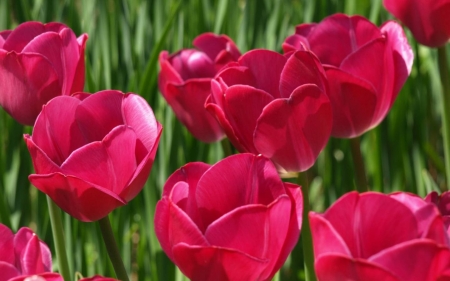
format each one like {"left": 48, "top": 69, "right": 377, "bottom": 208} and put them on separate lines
{"left": 298, "top": 173, "right": 317, "bottom": 281}
{"left": 438, "top": 46, "right": 450, "bottom": 189}
{"left": 98, "top": 216, "right": 130, "bottom": 281}
{"left": 220, "top": 138, "right": 233, "bottom": 157}
{"left": 46, "top": 196, "right": 72, "bottom": 281}
{"left": 349, "top": 137, "right": 368, "bottom": 192}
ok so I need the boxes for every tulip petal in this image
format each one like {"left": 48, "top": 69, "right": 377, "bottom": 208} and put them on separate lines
{"left": 30, "top": 96, "right": 85, "bottom": 166}
{"left": 0, "top": 51, "right": 61, "bottom": 125}
{"left": 75, "top": 90, "right": 124, "bottom": 143}
{"left": 325, "top": 66, "right": 377, "bottom": 138}
{"left": 0, "top": 262, "right": 20, "bottom": 281}
{"left": 154, "top": 196, "right": 208, "bottom": 262}
{"left": 223, "top": 85, "right": 274, "bottom": 154}
{"left": 18, "top": 231, "right": 52, "bottom": 274}
{"left": 165, "top": 79, "right": 224, "bottom": 142}
{"left": 158, "top": 51, "right": 184, "bottom": 98}
{"left": 29, "top": 173, "right": 125, "bottom": 222}
{"left": 306, "top": 14, "right": 382, "bottom": 66}
{"left": 254, "top": 84, "right": 332, "bottom": 172}
{"left": 309, "top": 212, "right": 352, "bottom": 258}
{"left": 3, "top": 22, "right": 66, "bottom": 52}
{"left": 0, "top": 224, "right": 14, "bottom": 264}
{"left": 196, "top": 154, "right": 286, "bottom": 231}
{"left": 279, "top": 50, "right": 327, "bottom": 98}
{"left": 24, "top": 135, "right": 62, "bottom": 176}
{"left": 193, "top": 33, "right": 240, "bottom": 64}
{"left": 370, "top": 240, "right": 450, "bottom": 281}
{"left": 70, "top": 33, "right": 88, "bottom": 94}
{"left": 237, "top": 50, "right": 286, "bottom": 98}
{"left": 172, "top": 243, "right": 268, "bottom": 281}
{"left": 0, "top": 30, "right": 11, "bottom": 48}
{"left": 315, "top": 254, "right": 400, "bottom": 281}
{"left": 9, "top": 273, "right": 64, "bottom": 281}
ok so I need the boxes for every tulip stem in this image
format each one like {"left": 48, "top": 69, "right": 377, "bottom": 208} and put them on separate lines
{"left": 98, "top": 216, "right": 130, "bottom": 281}
{"left": 438, "top": 46, "right": 450, "bottom": 190}
{"left": 298, "top": 172, "right": 317, "bottom": 281}
{"left": 349, "top": 136, "right": 368, "bottom": 192}
{"left": 221, "top": 138, "right": 233, "bottom": 157}
{"left": 46, "top": 196, "right": 72, "bottom": 281}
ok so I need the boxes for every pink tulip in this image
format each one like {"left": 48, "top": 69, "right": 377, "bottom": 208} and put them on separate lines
{"left": 283, "top": 14, "right": 413, "bottom": 138}
{"left": 24, "top": 90, "right": 162, "bottom": 222}
{"left": 310, "top": 191, "right": 450, "bottom": 281}
{"left": 154, "top": 153, "right": 303, "bottom": 281}
{"left": 206, "top": 49, "right": 332, "bottom": 173}
{"left": 0, "top": 224, "right": 52, "bottom": 281}
{"left": 0, "top": 21, "right": 87, "bottom": 125}
{"left": 158, "top": 33, "right": 241, "bottom": 143}
{"left": 383, "top": 0, "right": 450, "bottom": 47}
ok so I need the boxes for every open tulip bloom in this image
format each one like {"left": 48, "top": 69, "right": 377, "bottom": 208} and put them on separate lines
{"left": 0, "top": 21, "right": 87, "bottom": 126}
{"left": 310, "top": 191, "right": 450, "bottom": 281}
{"left": 158, "top": 33, "right": 241, "bottom": 143}
{"left": 154, "top": 153, "right": 303, "bottom": 281}
{"left": 383, "top": 0, "right": 450, "bottom": 48}
{"left": 24, "top": 90, "right": 162, "bottom": 222}
{"left": 283, "top": 14, "right": 413, "bottom": 138}
{"left": 206, "top": 49, "right": 333, "bottom": 173}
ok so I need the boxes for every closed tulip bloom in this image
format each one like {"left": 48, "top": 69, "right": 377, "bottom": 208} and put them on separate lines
{"left": 24, "top": 90, "right": 162, "bottom": 222}
{"left": 283, "top": 14, "right": 413, "bottom": 138}
{"left": 0, "top": 21, "right": 87, "bottom": 125}
{"left": 0, "top": 224, "right": 52, "bottom": 281}
{"left": 154, "top": 153, "right": 303, "bottom": 281}
{"left": 206, "top": 49, "right": 332, "bottom": 173}
{"left": 310, "top": 191, "right": 450, "bottom": 281}
{"left": 383, "top": 0, "right": 450, "bottom": 47}
{"left": 158, "top": 33, "right": 241, "bottom": 143}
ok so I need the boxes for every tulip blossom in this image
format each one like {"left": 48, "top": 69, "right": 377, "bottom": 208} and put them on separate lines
{"left": 206, "top": 49, "right": 332, "bottom": 173}
{"left": 24, "top": 90, "right": 162, "bottom": 222}
{"left": 283, "top": 14, "right": 413, "bottom": 138}
{"left": 158, "top": 32, "right": 241, "bottom": 142}
{"left": 425, "top": 191, "right": 450, "bottom": 234}
{"left": 0, "top": 224, "right": 52, "bottom": 281}
{"left": 310, "top": 191, "right": 450, "bottom": 281}
{"left": 0, "top": 21, "right": 87, "bottom": 125}
{"left": 154, "top": 153, "right": 303, "bottom": 281}
{"left": 383, "top": 0, "right": 450, "bottom": 47}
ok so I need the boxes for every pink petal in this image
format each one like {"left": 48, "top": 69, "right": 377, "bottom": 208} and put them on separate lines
{"left": 309, "top": 212, "right": 352, "bottom": 258}
{"left": 223, "top": 85, "right": 274, "bottom": 154}
{"left": 315, "top": 254, "right": 400, "bottom": 281}
{"left": 24, "top": 135, "right": 62, "bottom": 176}
{"left": 70, "top": 33, "right": 88, "bottom": 94}
{"left": 281, "top": 34, "right": 310, "bottom": 54}
{"left": 193, "top": 33, "right": 240, "bottom": 64}
{"left": 29, "top": 96, "right": 85, "bottom": 166}
{"left": 237, "top": 50, "right": 286, "bottom": 98}
{"left": 169, "top": 49, "right": 215, "bottom": 80}
{"left": 0, "top": 30, "right": 11, "bottom": 48}
{"left": 0, "top": 224, "right": 14, "bottom": 264}
{"left": 325, "top": 66, "right": 377, "bottom": 138}
{"left": 370, "top": 240, "right": 450, "bottom": 281}
{"left": 0, "top": 262, "right": 20, "bottom": 281}
{"left": 306, "top": 14, "right": 382, "bottom": 66}
{"left": 75, "top": 90, "right": 124, "bottom": 143}
{"left": 0, "top": 51, "right": 61, "bottom": 125}
{"left": 3, "top": 21, "right": 66, "bottom": 52}
{"left": 158, "top": 51, "right": 184, "bottom": 98}
{"left": 279, "top": 50, "right": 327, "bottom": 98}
{"left": 390, "top": 191, "right": 428, "bottom": 212}
{"left": 17, "top": 231, "right": 52, "bottom": 274}
{"left": 28, "top": 173, "right": 125, "bottom": 222}
{"left": 164, "top": 79, "right": 224, "bottom": 142}
{"left": 205, "top": 196, "right": 292, "bottom": 279}
{"left": 172, "top": 243, "right": 267, "bottom": 281}
{"left": 196, "top": 154, "right": 286, "bottom": 231}
{"left": 254, "top": 84, "right": 332, "bottom": 173}
{"left": 154, "top": 196, "right": 208, "bottom": 262}
{"left": 9, "top": 273, "right": 64, "bottom": 281}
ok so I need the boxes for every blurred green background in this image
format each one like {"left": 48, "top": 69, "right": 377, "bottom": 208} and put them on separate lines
{"left": 0, "top": 0, "right": 445, "bottom": 280}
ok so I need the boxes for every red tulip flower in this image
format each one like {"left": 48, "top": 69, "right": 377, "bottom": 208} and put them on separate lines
{"left": 0, "top": 21, "right": 87, "bottom": 125}
{"left": 206, "top": 49, "right": 332, "bottom": 173}
{"left": 24, "top": 90, "right": 162, "bottom": 222}
{"left": 283, "top": 14, "right": 413, "bottom": 138}
{"left": 383, "top": 0, "right": 450, "bottom": 47}
{"left": 310, "top": 191, "right": 450, "bottom": 281}
{"left": 158, "top": 33, "right": 241, "bottom": 142}
{"left": 154, "top": 153, "right": 303, "bottom": 281}
{"left": 0, "top": 224, "right": 52, "bottom": 281}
